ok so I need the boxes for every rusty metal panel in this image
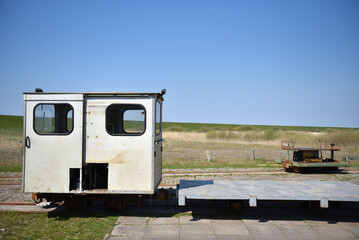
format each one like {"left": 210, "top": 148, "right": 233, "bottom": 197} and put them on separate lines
{"left": 23, "top": 98, "right": 83, "bottom": 193}
{"left": 281, "top": 141, "right": 294, "bottom": 150}
{"left": 85, "top": 97, "right": 156, "bottom": 193}
{"left": 292, "top": 162, "right": 348, "bottom": 167}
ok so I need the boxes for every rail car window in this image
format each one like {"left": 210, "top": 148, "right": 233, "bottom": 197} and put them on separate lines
{"left": 155, "top": 101, "right": 161, "bottom": 135}
{"left": 34, "top": 104, "right": 73, "bottom": 135}
{"left": 106, "top": 104, "right": 146, "bottom": 135}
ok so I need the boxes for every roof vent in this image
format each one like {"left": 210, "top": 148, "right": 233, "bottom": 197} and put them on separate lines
{"left": 35, "top": 88, "right": 43, "bottom": 93}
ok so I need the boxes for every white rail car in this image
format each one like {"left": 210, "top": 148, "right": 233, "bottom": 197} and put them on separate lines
{"left": 23, "top": 89, "right": 166, "bottom": 209}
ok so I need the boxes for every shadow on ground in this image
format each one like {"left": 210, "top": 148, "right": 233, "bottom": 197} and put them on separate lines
{"left": 46, "top": 199, "right": 359, "bottom": 223}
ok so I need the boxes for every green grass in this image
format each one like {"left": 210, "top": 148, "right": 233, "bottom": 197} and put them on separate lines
{"left": 163, "top": 160, "right": 359, "bottom": 170}
{"left": 163, "top": 159, "right": 280, "bottom": 169}
{"left": 163, "top": 121, "right": 356, "bottom": 132}
{"left": 0, "top": 161, "right": 22, "bottom": 172}
{"left": 0, "top": 210, "right": 194, "bottom": 240}
{"left": 0, "top": 115, "right": 22, "bottom": 133}
{"left": 0, "top": 115, "right": 356, "bottom": 133}
{"left": 0, "top": 211, "right": 118, "bottom": 240}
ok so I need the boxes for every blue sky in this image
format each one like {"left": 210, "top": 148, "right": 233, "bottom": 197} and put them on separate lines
{"left": 1, "top": 0, "right": 358, "bottom": 127}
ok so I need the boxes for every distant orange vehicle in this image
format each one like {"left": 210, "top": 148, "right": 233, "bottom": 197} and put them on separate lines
{"left": 278, "top": 141, "right": 348, "bottom": 172}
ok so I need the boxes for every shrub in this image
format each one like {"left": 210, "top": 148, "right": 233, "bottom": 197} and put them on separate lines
{"left": 166, "top": 126, "right": 188, "bottom": 132}
{"left": 206, "top": 131, "right": 239, "bottom": 140}
{"left": 242, "top": 131, "right": 260, "bottom": 142}
{"left": 197, "top": 126, "right": 212, "bottom": 133}
{"left": 271, "top": 126, "right": 287, "bottom": 131}
{"left": 322, "top": 130, "right": 359, "bottom": 148}
{"left": 262, "top": 129, "right": 278, "bottom": 141}
{"left": 234, "top": 125, "right": 258, "bottom": 131}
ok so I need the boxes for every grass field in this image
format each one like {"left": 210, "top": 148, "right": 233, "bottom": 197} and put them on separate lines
{"left": 0, "top": 115, "right": 358, "bottom": 239}
{"left": 162, "top": 121, "right": 354, "bottom": 132}
{"left": 161, "top": 131, "right": 359, "bottom": 169}
{"left": 0, "top": 128, "right": 22, "bottom": 172}
{"left": 1, "top": 115, "right": 358, "bottom": 171}
{"left": 0, "top": 211, "right": 118, "bottom": 240}
{"left": 0, "top": 115, "right": 23, "bottom": 132}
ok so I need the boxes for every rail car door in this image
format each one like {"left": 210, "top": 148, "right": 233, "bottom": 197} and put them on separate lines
{"left": 84, "top": 96, "right": 153, "bottom": 193}
{"left": 23, "top": 94, "right": 83, "bottom": 193}
{"left": 153, "top": 99, "right": 163, "bottom": 188}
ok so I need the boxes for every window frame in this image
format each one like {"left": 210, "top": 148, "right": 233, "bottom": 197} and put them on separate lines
{"left": 33, "top": 103, "right": 74, "bottom": 136}
{"left": 155, "top": 100, "right": 162, "bottom": 136}
{"left": 105, "top": 103, "right": 147, "bottom": 136}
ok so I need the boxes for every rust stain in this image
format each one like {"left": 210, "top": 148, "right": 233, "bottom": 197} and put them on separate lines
{"left": 85, "top": 159, "right": 109, "bottom": 163}
{"left": 109, "top": 151, "right": 128, "bottom": 164}
{"left": 31, "top": 176, "right": 42, "bottom": 182}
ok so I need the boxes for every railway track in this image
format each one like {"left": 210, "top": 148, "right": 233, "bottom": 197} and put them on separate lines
{"left": 1, "top": 170, "right": 358, "bottom": 207}
{"left": 0, "top": 202, "right": 35, "bottom": 205}
{"left": 163, "top": 169, "right": 359, "bottom": 176}
{"left": 163, "top": 170, "right": 287, "bottom": 176}
{"left": 1, "top": 169, "right": 358, "bottom": 183}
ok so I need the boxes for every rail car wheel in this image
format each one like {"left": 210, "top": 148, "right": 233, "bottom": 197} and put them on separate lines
{"left": 226, "top": 200, "right": 245, "bottom": 214}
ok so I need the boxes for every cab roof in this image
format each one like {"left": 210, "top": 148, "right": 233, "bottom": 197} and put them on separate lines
{"left": 23, "top": 89, "right": 166, "bottom": 100}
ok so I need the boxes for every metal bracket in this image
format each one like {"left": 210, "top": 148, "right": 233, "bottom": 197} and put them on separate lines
{"left": 320, "top": 197, "right": 329, "bottom": 208}
{"left": 155, "top": 139, "right": 165, "bottom": 145}
{"left": 249, "top": 196, "right": 257, "bottom": 207}
{"left": 178, "top": 195, "right": 186, "bottom": 206}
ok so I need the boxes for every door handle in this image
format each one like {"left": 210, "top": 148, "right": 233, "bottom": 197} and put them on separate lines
{"left": 155, "top": 139, "right": 165, "bottom": 145}
{"left": 25, "top": 136, "right": 31, "bottom": 148}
